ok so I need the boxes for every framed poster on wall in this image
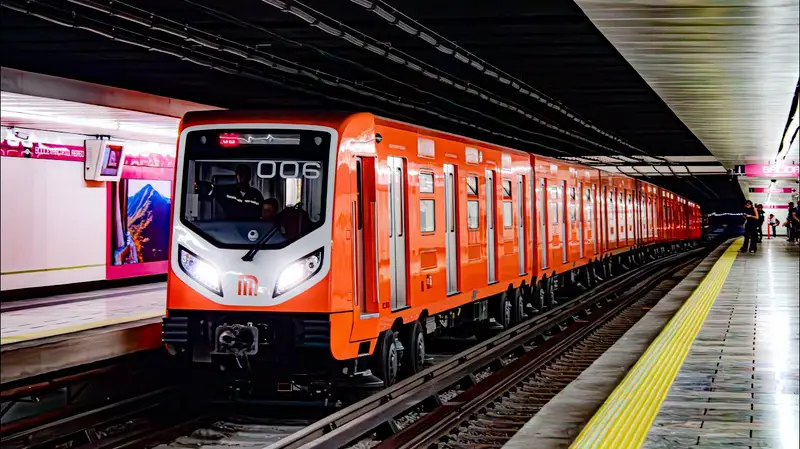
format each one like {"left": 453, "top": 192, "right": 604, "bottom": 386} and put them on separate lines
{"left": 106, "top": 150, "right": 175, "bottom": 280}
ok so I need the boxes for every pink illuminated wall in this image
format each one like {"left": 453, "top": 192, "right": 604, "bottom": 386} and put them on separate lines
{"left": 0, "top": 127, "right": 176, "bottom": 290}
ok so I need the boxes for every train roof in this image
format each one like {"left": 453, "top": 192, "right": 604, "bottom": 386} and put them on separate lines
{"left": 179, "top": 109, "right": 698, "bottom": 208}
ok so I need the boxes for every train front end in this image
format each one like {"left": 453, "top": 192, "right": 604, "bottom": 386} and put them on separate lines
{"left": 163, "top": 115, "right": 351, "bottom": 388}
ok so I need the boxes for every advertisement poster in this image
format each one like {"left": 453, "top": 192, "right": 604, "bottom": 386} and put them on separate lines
{"left": 110, "top": 179, "right": 172, "bottom": 267}
{"left": 0, "top": 139, "right": 84, "bottom": 161}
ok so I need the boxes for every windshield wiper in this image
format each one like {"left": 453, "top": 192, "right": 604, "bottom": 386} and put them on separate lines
{"left": 242, "top": 227, "right": 279, "bottom": 262}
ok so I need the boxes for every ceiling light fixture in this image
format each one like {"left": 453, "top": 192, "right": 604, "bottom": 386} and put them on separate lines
{"left": 0, "top": 109, "right": 178, "bottom": 139}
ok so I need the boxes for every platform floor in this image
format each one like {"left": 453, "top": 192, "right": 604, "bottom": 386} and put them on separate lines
{"left": 1, "top": 283, "right": 165, "bottom": 346}
{"left": 643, "top": 240, "right": 799, "bottom": 448}
{"left": 0, "top": 283, "right": 166, "bottom": 385}
{"left": 504, "top": 238, "right": 800, "bottom": 449}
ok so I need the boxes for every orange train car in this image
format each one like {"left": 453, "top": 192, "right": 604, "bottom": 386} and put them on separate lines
{"left": 162, "top": 111, "right": 701, "bottom": 391}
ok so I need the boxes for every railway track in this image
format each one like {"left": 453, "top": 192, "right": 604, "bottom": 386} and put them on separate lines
{"left": 261, "top": 245, "right": 708, "bottom": 449}
{"left": 2, "top": 242, "right": 713, "bottom": 449}
{"left": 371, "top": 258, "right": 701, "bottom": 449}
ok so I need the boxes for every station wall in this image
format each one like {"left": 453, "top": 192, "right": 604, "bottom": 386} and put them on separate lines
{"left": 1, "top": 128, "right": 175, "bottom": 291}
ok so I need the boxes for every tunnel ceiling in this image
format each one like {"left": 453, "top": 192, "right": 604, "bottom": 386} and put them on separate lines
{"left": 0, "top": 0, "right": 749, "bottom": 210}
{"left": 575, "top": 0, "right": 799, "bottom": 210}
{"left": 576, "top": 0, "right": 799, "bottom": 169}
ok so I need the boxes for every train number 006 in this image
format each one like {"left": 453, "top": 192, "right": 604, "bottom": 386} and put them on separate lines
{"left": 257, "top": 161, "right": 322, "bottom": 179}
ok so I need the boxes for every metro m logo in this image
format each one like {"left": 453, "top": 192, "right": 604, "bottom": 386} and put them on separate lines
{"left": 237, "top": 275, "right": 258, "bottom": 296}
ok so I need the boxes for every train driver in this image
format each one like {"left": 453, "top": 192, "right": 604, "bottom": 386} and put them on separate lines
{"left": 203, "top": 164, "right": 264, "bottom": 221}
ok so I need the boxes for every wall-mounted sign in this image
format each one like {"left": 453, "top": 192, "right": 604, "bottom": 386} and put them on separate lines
{"left": 741, "top": 164, "right": 799, "bottom": 178}
{"left": 749, "top": 187, "right": 798, "bottom": 193}
{"left": 85, "top": 140, "right": 127, "bottom": 181}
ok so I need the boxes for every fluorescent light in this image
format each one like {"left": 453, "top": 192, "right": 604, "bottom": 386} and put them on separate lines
{"left": 1, "top": 109, "right": 178, "bottom": 139}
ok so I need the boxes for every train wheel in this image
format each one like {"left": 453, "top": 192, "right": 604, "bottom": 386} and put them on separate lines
{"left": 372, "top": 330, "right": 399, "bottom": 387}
{"left": 581, "top": 265, "right": 593, "bottom": 289}
{"left": 512, "top": 287, "right": 526, "bottom": 325}
{"left": 493, "top": 291, "right": 512, "bottom": 330}
{"left": 401, "top": 321, "right": 426, "bottom": 376}
{"left": 534, "top": 276, "right": 547, "bottom": 311}
{"left": 545, "top": 276, "right": 557, "bottom": 308}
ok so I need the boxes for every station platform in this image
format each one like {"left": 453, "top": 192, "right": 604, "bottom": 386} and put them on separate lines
{"left": 0, "top": 283, "right": 166, "bottom": 385}
{"left": 504, "top": 237, "right": 799, "bottom": 449}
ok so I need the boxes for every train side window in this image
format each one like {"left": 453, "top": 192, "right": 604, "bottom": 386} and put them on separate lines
{"left": 549, "top": 186, "right": 559, "bottom": 224}
{"left": 569, "top": 187, "right": 577, "bottom": 222}
{"left": 420, "top": 199, "right": 435, "bottom": 233}
{"left": 467, "top": 200, "right": 479, "bottom": 229}
{"left": 502, "top": 179, "right": 512, "bottom": 198}
{"left": 419, "top": 172, "right": 434, "bottom": 193}
{"left": 466, "top": 175, "right": 479, "bottom": 196}
{"left": 584, "top": 188, "right": 592, "bottom": 220}
{"left": 503, "top": 200, "right": 513, "bottom": 228}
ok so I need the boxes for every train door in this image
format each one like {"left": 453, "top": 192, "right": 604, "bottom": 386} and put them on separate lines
{"left": 626, "top": 192, "right": 634, "bottom": 243}
{"left": 486, "top": 169, "right": 497, "bottom": 284}
{"left": 618, "top": 190, "right": 626, "bottom": 246}
{"left": 600, "top": 185, "right": 608, "bottom": 252}
{"left": 387, "top": 156, "right": 408, "bottom": 310}
{"left": 516, "top": 174, "right": 526, "bottom": 275}
{"left": 354, "top": 158, "right": 368, "bottom": 316}
{"left": 444, "top": 164, "right": 459, "bottom": 294}
{"left": 351, "top": 156, "right": 379, "bottom": 341}
{"left": 640, "top": 191, "right": 647, "bottom": 243}
{"left": 560, "top": 180, "right": 567, "bottom": 264}
{"left": 589, "top": 185, "right": 598, "bottom": 255}
{"left": 577, "top": 182, "right": 585, "bottom": 259}
{"left": 607, "top": 187, "right": 617, "bottom": 248}
{"left": 538, "top": 177, "right": 548, "bottom": 269}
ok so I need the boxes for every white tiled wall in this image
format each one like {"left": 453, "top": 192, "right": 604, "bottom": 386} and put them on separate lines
{"left": 1, "top": 156, "right": 107, "bottom": 290}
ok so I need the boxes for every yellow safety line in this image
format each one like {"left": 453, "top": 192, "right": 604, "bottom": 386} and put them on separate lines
{"left": 1, "top": 263, "right": 106, "bottom": 276}
{"left": 570, "top": 238, "right": 743, "bottom": 449}
{"left": 0, "top": 311, "right": 163, "bottom": 346}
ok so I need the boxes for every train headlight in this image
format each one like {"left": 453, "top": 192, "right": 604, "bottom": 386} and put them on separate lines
{"left": 274, "top": 248, "right": 324, "bottom": 297}
{"left": 178, "top": 246, "right": 222, "bottom": 296}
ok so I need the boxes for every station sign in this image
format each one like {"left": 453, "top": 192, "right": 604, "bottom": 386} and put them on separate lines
{"left": 733, "top": 164, "right": 800, "bottom": 178}
{"left": 749, "top": 187, "right": 798, "bottom": 193}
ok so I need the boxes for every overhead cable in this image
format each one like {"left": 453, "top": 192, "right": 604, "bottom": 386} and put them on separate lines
{"left": 256, "top": 0, "right": 639, "bottom": 157}
{"left": 0, "top": 0, "right": 572, "bottom": 155}
{"left": 351, "top": 0, "right": 654, "bottom": 156}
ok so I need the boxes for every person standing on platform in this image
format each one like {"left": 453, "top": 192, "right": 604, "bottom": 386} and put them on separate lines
{"left": 741, "top": 200, "right": 759, "bottom": 253}
{"left": 768, "top": 213, "right": 778, "bottom": 238}
{"left": 788, "top": 202, "right": 799, "bottom": 243}
{"left": 756, "top": 204, "right": 765, "bottom": 242}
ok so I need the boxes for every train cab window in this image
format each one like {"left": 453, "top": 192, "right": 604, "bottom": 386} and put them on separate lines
{"left": 286, "top": 178, "right": 302, "bottom": 207}
{"left": 502, "top": 179, "right": 512, "bottom": 198}
{"left": 419, "top": 172, "right": 434, "bottom": 193}
{"left": 468, "top": 200, "right": 479, "bottom": 229}
{"left": 466, "top": 176, "right": 479, "bottom": 196}
{"left": 420, "top": 199, "right": 435, "bottom": 233}
{"left": 181, "top": 128, "right": 329, "bottom": 249}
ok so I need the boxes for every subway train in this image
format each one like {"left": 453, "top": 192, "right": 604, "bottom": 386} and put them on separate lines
{"left": 162, "top": 111, "right": 701, "bottom": 392}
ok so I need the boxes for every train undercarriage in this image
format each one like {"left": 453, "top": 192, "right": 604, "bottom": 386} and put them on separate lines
{"left": 162, "top": 241, "right": 697, "bottom": 401}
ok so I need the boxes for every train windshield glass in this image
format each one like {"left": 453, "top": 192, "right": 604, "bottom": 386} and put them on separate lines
{"left": 180, "top": 129, "right": 331, "bottom": 249}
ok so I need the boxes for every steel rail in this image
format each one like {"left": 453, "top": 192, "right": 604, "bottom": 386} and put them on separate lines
{"left": 377, "top": 256, "right": 703, "bottom": 449}
{"left": 265, "top": 245, "right": 706, "bottom": 449}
